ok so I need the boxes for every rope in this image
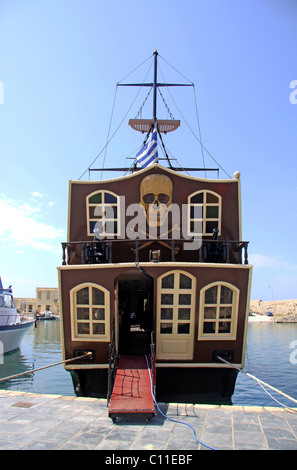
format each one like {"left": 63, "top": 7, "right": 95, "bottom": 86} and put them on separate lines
{"left": 217, "top": 356, "right": 297, "bottom": 412}
{"left": 78, "top": 84, "right": 139, "bottom": 180}
{"left": 135, "top": 87, "right": 152, "bottom": 119}
{"left": 158, "top": 87, "right": 175, "bottom": 120}
{"left": 157, "top": 58, "right": 231, "bottom": 178}
{"left": 79, "top": 56, "right": 153, "bottom": 180}
{"left": 162, "top": 84, "right": 231, "bottom": 178}
{"left": 193, "top": 85, "right": 206, "bottom": 177}
{"left": 116, "top": 54, "right": 152, "bottom": 84}
{"left": 144, "top": 355, "right": 217, "bottom": 450}
{"left": 0, "top": 352, "right": 92, "bottom": 383}
{"left": 100, "top": 86, "right": 119, "bottom": 180}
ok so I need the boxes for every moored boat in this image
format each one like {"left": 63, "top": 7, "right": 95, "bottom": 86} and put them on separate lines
{"left": 58, "top": 51, "right": 252, "bottom": 410}
{"left": 0, "top": 278, "right": 35, "bottom": 354}
{"left": 265, "top": 308, "right": 274, "bottom": 317}
{"left": 36, "top": 310, "right": 56, "bottom": 321}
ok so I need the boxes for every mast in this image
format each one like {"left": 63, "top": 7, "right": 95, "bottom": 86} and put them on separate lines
{"left": 82, "top": 51, "right": 220, "bottom": 175}
{"left": 118, "top": 50, "right": 191, "bottom": 134}
{"left": 153, "top": 50, "right": 158, "bottom": 121}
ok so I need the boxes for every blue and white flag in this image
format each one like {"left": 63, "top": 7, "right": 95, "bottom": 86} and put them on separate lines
{"left": 136, "top": 124, "right": 158, "bottom": 168}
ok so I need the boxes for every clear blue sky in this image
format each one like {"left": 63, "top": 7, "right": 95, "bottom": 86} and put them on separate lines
{"left": 0, "top": 0, "right": 296, "bottom": 301}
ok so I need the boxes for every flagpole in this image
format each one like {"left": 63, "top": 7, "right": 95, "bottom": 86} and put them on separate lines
{"left": 153, "top": 50, "right": 158, "bottom": 121}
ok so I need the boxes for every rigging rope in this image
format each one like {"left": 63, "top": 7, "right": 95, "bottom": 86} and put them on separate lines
{"left": 117, "top": 54, "right": 152, "bottom": 84}
{"left": 0, "top": 352, "right": 92, "bottom": 383}
{"left": 158, "top": 87, "right": 175, "bottom": 120}
{"left": 159, "top": 79, "right": 231, "bottom": 178}
{"left": 78, "top": 84, "right": 141, "bottom": 180}
{"left": 157, "top": 56, "right": 231, "bottom": 178}
{"left": 135, "top": 87, "right": 152, "bottom": 119}
{"left": 100, "top": 85, "right": 119, "bottom": 180}
{"left": 78, "top": 57, "right": 154, "bottom": 180}
{"left": 193, "top": 85, "right": 206, "bottom": 177}
{"left": 79, "top": 52, "right": 231, "bottom": 179}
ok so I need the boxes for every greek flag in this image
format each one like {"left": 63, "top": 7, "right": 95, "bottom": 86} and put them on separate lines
{"left": 136, "top": 124, "right": 158, "bottom": 168}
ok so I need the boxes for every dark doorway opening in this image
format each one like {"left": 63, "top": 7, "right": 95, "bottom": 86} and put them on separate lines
{"left": 117, "top": 272, "right": 153, "bottom": 355}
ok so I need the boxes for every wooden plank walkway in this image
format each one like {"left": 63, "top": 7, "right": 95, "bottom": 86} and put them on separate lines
{"left": 108, "top": 355, "right": 155, "bottom": 422}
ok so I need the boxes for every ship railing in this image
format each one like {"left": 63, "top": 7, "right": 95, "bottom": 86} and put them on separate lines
{"left": 199, "top": 239, "right": 249, "bottom": 264}
{"left": 61, "top": 239, "right": 249, "bottom": 266}
{"left": 0, "top": 314, "right": 21, "bottom": 326}
{"left": 107, "top": 329, "right": 118, "bottom": 407}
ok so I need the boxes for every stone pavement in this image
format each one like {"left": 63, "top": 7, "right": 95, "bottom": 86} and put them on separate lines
{"left": 1, "top": 389, "right": 297, "bottom": 451}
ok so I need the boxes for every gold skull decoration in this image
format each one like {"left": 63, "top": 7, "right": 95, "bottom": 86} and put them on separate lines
{"left": 140, "top": 174, "right": 173, "bottom": 227}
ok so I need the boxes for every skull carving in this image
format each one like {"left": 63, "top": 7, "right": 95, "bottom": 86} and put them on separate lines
{"left": 140, "top": 174, "right": 173, "bottom": 227}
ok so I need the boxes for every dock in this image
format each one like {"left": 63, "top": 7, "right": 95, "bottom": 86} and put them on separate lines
{"left": 1, "top": 389, "right": 297, "bottom": 450}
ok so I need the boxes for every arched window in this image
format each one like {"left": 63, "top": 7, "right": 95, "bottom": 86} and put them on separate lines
{"left": 198, "top": 282, "right": 239, "bottom": 340}
{"left": 188, "top": 190, "right": 221, "bottom": 236}
{"left": 87, "top": 190, "right": 120, "bottom": 237}
{"left": 70, "top": 283, "right": 110, "bottom": 342}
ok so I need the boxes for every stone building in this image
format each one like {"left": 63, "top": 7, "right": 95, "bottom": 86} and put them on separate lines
{"left": 14, "top": 287, "right": 60, "bottom": 316}
{"left": 250, "top": 299, "right": 297, "bottom": 316}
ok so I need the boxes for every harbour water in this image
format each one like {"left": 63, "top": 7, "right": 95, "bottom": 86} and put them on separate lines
{"left": 233, "top": 321, "right": 297, "bottom": 407}
{"left": 0, "top": 320, "right": 297, "bottom": 408}
{"left": 0, "top": 321, "right": 74, "bottom": 396}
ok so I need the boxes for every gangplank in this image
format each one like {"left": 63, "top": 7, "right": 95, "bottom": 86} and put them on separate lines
{"left": 108, "top": 355, "right": 155, "bottom": 423}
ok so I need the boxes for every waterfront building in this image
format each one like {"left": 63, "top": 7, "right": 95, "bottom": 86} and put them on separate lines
{"left": 14, "top": 287, "right": 60, "bottom": 316}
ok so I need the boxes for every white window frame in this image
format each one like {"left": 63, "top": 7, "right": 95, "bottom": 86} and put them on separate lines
{"left": 86, "top": 190, "right": 121, "bottom": 237}
{"left": 198, "top": 281, "right": 239, "bottom": 340}
{"left": 187, "top": 190, "right": 222, "bottom": 236}
{"left": 70, "top": 282, "right": 110, "bottom": 342}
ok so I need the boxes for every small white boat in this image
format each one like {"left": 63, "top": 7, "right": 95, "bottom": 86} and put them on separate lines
{"left": 36, "top": 310, "right": 56, "bottom": 321}
{"left": 0, "top": 278, "right": 35, "bottom": 354}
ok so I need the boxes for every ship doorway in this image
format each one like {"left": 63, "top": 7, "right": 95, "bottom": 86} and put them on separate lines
{"left": 116, "top": 272, "right": 153, "bottom": 356}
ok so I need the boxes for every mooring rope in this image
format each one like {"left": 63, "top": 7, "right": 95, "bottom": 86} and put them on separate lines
{"left": 217, "top": 355, "right": 297, "bottom": 412}
{"left": 0, "top": 352, "right": 92, "bottom": 383}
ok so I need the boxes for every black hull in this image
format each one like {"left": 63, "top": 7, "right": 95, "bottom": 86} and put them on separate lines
{"left": 69, "top": 366, "right": 238, "bottom": 405}
{"left": 156, "top": 367, "right": 239, "bottom": 405}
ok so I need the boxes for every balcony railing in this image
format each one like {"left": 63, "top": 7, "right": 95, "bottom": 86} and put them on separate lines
{"left": 61, "top": 238, "right": 249, "bottom": 266}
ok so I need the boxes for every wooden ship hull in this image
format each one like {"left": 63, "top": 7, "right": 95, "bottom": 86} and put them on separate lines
{"left": 58, "top": 52, "right": 252, "bottom": 416}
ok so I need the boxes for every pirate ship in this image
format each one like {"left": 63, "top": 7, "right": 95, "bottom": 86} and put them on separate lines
{"left": 58, "top": 51, "right": 252, "bottom": 418}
